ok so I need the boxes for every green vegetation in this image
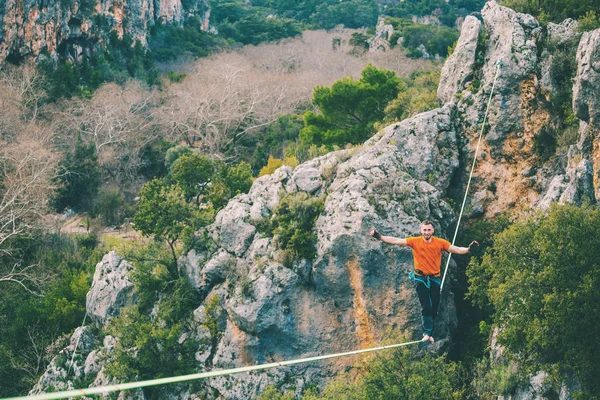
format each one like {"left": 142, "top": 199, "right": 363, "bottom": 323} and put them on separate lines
{"left": 300, "top": 64, "right": 404, "bottom": 147}
{"left": 133, "top": 178, "right": 201, "bottom": 268}
{"left": 467, "top": 204, "right": 600, "bottom": 395}
{"left": 40, "top": 31, "right": 159, "bottom": 101}
{"left": 254, "top": 192, "right": 325, "bottom": 265}
{"left": 384, "top": 70, "right": 441, "bottom": 122}
{"left": 401, "top": 24, "right": 461, "bottom": 59}
{"left": 0, "top": 233, "right": 103, "bottom": 396}
{"left": 134, "top": 152, "right": 252, "bottom": 265}
{"left": 52, "top": 135, "right": 101, "bottom": 213}
{"left": 385, "top": 0, "right": 486, "bottom": 27}
{"left": 272, "top": 192, "right": 325, "bottom": 262}
{"left": 533, "top": 38, "right": 578, "bottom": 161}
{"left": 258, "top": 343, "right": 465, "bottom": 399}
{"left": 105, "top": 304, "right": 199, "bottom": 385}
{"left": 251, "top": 114, "right": 305, "bottom": 174}
{"left": 500, "top": 0, "right": 600, "bottom": 24}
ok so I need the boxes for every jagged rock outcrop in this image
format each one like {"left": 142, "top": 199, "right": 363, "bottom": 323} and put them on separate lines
{"left": 86, "top": 251, "right": 137, "bottom": 325}
{"left": 30, "top": 327, "right": 97, "bottom": 395}
{"left": 573, "top": 28, "right": 600, "bottom": 125}
{"left": 174, "top": 105, "right": 463, "bottom": 398}
{"left": 438, "top": 1, "right": 600, "bottom": 217}
{"left": 0, "top": 0, "right": 209, "bottom": 63}
{"left": 539, "top": 19, "right": 580, "bottom": 96}
{"left": 437, "top": 15, "right": 481, "bottom": 104}
{"left": 367, "top": 17, "right": 393, "bottom": 52}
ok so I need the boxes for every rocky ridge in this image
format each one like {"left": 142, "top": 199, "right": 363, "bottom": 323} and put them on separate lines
{"left": 31, "top": 1, "right": 600, "bottom": 398}
{"left": 0, "top": 0, "right": 209, "bottom": 64}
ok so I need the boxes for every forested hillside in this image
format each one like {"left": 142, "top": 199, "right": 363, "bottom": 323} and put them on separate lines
{"left": 1, "top": 0, "right": 600, "bottom": 399}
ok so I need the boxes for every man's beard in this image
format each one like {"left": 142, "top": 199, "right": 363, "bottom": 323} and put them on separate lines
{"left": 423, "top": 234, "right": 433, "bottom": 240}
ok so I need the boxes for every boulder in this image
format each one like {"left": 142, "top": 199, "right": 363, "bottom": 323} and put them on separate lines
{"left": 86, "top": 251, "right": 137, "bottom": 325}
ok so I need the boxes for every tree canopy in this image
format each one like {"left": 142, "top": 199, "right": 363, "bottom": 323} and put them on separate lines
{"left": 467, "top": 203, "right": 600, "bottom": 394}
{"left": 300, "top": 64, "right": 404, "bottom": 147}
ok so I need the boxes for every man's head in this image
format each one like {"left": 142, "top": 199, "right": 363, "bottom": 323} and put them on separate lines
{"left": 420, "top": 220, "right": 435, "bottom": 241}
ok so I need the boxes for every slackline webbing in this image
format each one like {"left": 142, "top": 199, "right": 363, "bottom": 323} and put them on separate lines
{"left": 66, "top": 311, "right": 87, "bottom": 378}
{"left": 4, "top": 339, "right": 425, "bottom": 400}
{"left": 3, "top": 60, "right": 503, "bottom": 400}
{"left": 440, "top": 59, "right": 502, "bottom": 291}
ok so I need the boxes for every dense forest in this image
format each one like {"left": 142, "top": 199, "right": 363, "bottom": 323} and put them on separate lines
{"left": 1, "top": 0, "right": 600, "bottom": 398}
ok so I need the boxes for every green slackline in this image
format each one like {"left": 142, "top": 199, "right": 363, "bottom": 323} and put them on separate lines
{"left": 5, "top": 339, "right": 425, "bottom": 400}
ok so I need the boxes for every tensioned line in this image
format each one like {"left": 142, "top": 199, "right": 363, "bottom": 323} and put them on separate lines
{"left": 4, "top": 339, "right": 425, "bottom": 400}
{"left": 441, "top": 59, "right": 502, "bottom": 291}
{"left": 4, "top": 60, "right": 503, "bottom": 400}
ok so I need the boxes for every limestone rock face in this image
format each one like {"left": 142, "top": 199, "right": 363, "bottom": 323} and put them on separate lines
{"left": 540, "top": 19, "right": 581, "bottom": 95}
{"left": 30, "top": 327, "right": 97, "bottom": 395}
{"left": 438, "top": 16, "right": 481, "bottom": 104}
{"left": 86, "top": 251, "right": 137, "bottom": 325}
{"left": 0, "top": 0, "right": 209, "bottom": 63}
{"left": 573, "top": 28, "right": 600, "bottom": 126}
{"left": 172, "top": 105, "right": 461, "bottom": 397}
{"left": 479, "top": 1, "right": 541, "bottom": 144}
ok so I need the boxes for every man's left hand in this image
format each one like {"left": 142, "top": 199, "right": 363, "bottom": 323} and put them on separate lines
{"left": 468, "top": 241, "right": 479, "bottom": 251}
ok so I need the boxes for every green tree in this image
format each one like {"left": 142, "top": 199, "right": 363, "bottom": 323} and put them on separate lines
{"left": 401, "top": 24, "right": 460, "bottom": 59}
{"left": 206, "top": 161, "right": 253, "bottom": 209}
{"left": 93, "top": 186, "right": 129, "bottom": 226}
{"left": 385, "top": 70, "right": 440, "bottom": 122}
{"left": 312, "top": 0, "right": 379, "bottom": 30}
{"left": 467, "top": 203, "right": 600, "bottom": 394}
{"left": 105, "top": 305, "right": 198, "bottom": 385}
{"left": 171, "top": 154, "right": 214, "bottom": 205}
{"left": 133, "top": 179, "right": 198, "bottom": 269}
{"left": 52, "top": 135, "right": 101, "bottom": 213}
{"left": 300, "top": 64, "right": 404, "bottom": 147}
{"left": 501, "top": 0, "right": 600, "bottom": 22}
{"left": 164, "top": 144, "right": 193, "bottom": 171}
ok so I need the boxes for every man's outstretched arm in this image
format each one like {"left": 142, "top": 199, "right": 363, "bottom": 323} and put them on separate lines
{"left": 369, "top": 229, "right": 408, "bottom": 246}
{"left": 448, "top": 241, "right": 479, "bottom": 255}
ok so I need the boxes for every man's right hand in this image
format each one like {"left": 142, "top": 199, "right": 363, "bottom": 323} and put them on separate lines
{"left": 370, "top": 229, "right": 381, "bottom": 240}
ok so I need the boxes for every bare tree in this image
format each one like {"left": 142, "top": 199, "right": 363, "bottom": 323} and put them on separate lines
{"left": 53, "top": 82, "right": 161, "bottom": 183}
{"left": 158, "top": 54, "right": 310, "bottom": 160}
{"left": 0, "top": 138, "right": 57, "bottom": 295}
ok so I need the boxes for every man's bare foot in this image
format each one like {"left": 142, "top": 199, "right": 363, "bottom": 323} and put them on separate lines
{"left": 422, "top": 334, "right": 435, "bottom": 344}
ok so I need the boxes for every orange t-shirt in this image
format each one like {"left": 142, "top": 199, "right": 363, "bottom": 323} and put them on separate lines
{"left": 405, "top": 236, "right": 451, "bottom": 277}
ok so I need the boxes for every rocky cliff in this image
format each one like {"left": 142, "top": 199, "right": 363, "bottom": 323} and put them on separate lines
{"left": 30, "top": 1, "right": 600, "bottom": 398}
{"left": 0, "top": 0, "right": 209, "bottom": 64}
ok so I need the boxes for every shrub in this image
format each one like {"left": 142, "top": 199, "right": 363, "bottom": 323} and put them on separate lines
{"left": 271, "top": 192, "right": 325, "bottom": 262}
{"left": 301, "top": 339, "right": 465, "bottom": 399}
{"left": 93, "top": 187, "right": 130, "bottom": 226}
{"left": 578, "top": 11, "right": 600, "bottom": 31}
{"left": 401, "top": 24, "right": 460, "bottom": 59}
{"left": 52, "top": 135, "right": 101, "bottom": 213}
{"left": 105, "top": 305, "right": 198, "bottom": 386}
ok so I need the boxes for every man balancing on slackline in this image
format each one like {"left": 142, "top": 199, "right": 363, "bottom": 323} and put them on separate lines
{"left": 370, "top": 220, "right": 478, "bottom": 344}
